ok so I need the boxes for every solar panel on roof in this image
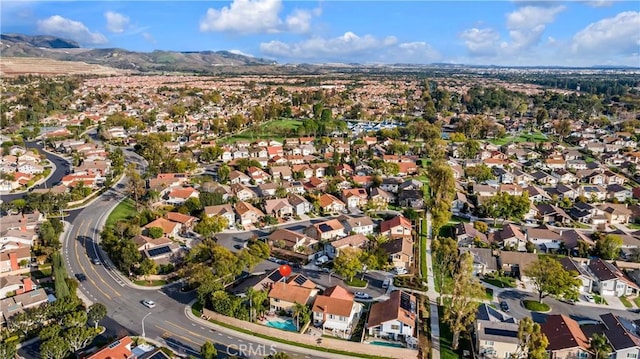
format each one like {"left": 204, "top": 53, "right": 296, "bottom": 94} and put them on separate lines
{"left": 147, "top": 246, "right": 172, "bottom": 257}
{"left": 484, "top": 328, "right": 518, "bottom": 338}
{"left": 319, "top": 224, "right": 332, "bottom": 232}
{"left": 293, "top": 275, "right": 307, "bottom": 285}
{"left": 107, "top": 340, "right": 121, "bottom": 349}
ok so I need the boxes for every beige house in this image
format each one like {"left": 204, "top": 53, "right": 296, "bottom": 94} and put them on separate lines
{"left": 268, "top": 282, "right": 317, "bottom": 314}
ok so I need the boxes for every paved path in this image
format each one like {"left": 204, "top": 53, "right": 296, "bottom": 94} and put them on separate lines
{"left": 424, "top": 212, "right": 441, "bottom": 359}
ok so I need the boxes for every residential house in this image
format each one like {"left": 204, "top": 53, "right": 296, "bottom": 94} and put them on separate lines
{"left": 560, "top": 229, "right": 596, "bottom": 255}
{"left": 268, "top": 281, "right": 317, "bottom": 314}
{"left": 379, "top": 216, "right": 413, "bottom": 240}
{"left": 229, "top": 170, "right": 252, "bottom": 185}
{"left": 525, "top": 226, "right": 562, "bottom": 253}
{"left": 370, "top": 187, "right": 395, "bottom": 206}
{"left": 541, "top": 315, "right": 592, "bottom": 359}
{"left": 230, "top": 183, "right": 257, "bottom": 201}
{"left": 0, "top": 248, "right": 30, "bottom": 274}
{"left": 338, "top": 215, "right": 374, "bottom": 236}
{"left": 305, "top": 219, "right": 345, "bottom": 241}
{"left": 311, "top": 285, "right": 362, "bottom": 336}
{"left": 492, "top": 224, "right": 527, "bottom": 251}
{"left": 165, "top": 212, "right": 198, "bottom": 232}
{"left": 459, "top": 248, "right": 498, "bottom": 276}
{"left": 166, "top": 187, "right": 199, "bottom": 205}
{"left": 85, "top": 336, "right": 134, "bottom": 359}
{"left": 341, "top": 188, "right": 368, "bottom": 208}
{"left": 534, "top": 204, "right": 572, "bottom": 225}
{"left": 264, "top": 198, "right": 294, "bottom": 218}
{"left": 588, "top": 258, "right": 639, "bottom": 296}
{"left": 569, "top": 201, "right": 599, "bottom": 224}
{"left": 475, "top": 304, "right": 519, "bottom": 359}
{"left": 269, "top": 229, "right": 317, "bottom": 254}
{"left": 326, "top": 234, "right": 368, "bottom": 259}
{"left": 454, "top": 222, "right": 488, "bottom": 247}
{"left": 318, "top": 194, "right": 346, "bottom": 215}
{"left": 607, "top": 184, "right": 632, "bottom": 202}
{"left": 288, "top": 194, "right": 312, "bottom": 216}
{"left": 380, "top": 177, "right": 403, "bottom": 193}
{"left": 380, "top": 238, "right": 413, "bottom": 270}
{"left": 258, "top": 183, "right": 279, "bottom": 198}
{"left": 204, "top": 204, "right": 236, "bottom": 228}
{"left": 559, "top": 257, "right": 594, "bottom": 293}
{"left": 270, "top": 166, "right": 293, "bottom": 182}
{"left": 498, "top": 251, "right": 537, "bottom": 281}
{"left": 367, "top": 291, "right": 417, "bottom": 341}
{"left": 598, "top": 204, "right": 633, "bottom": 225}
{"left": 591, "top": 313, "right": 640, "bottom": 359}
{"left": 235, "top": 201, "right": 264, "bottom": 227}
{"left": 143, "top": 218, "right": 181, "bottom": 238}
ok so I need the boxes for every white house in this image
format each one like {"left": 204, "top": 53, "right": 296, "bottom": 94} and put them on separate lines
{"left": 311, "top": 286, "right": 362, "bottom": 338}
{"left": 367, "top": 291, "right": 416, "bottom": 341}
{"left": 588, "top": 258, "right": 639, "bottom": 297}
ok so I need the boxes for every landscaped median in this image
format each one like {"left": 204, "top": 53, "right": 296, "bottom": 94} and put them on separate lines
{"left": 523, "top": 300, "right": 551, "bottom": 312}
{"left": 190, "top": 303, "right": 415, "bottom": 359}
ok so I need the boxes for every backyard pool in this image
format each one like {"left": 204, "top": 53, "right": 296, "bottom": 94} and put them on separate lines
{"left": 370, "top": 341, "right": 404, "bottom": 348}
{"left": 265, "top": 318, "right": 297, "bottom": 332}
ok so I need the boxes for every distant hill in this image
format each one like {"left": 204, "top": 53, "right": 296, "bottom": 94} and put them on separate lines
{"left": 0, "top": 33, "right": 276, "bottom": 73}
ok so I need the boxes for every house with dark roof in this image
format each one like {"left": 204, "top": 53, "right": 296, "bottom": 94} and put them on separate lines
{"left": 596, "top": 313, "right": 640, "bottom": 359}
{"left": 366, "top": 291, "right": 417, "bottom": 341}
{"left": 588, "top": 258, "right": 639, "bottom": 296}
{"left": 541, "top": 315, "right": 592, "bottom": 359}
{"left": 380, "top": 238, "right": 413, "bottom": 270}
{"left": 533, "top": 204, "right": 572, "bottom": 225}
{"left": 559, "top": 257, "right": 594, "bottom": 293}
{"left": 492, "top": 224, "right": 526, "bottom": 252}
{"left": 459, "top": 248, "right": 498, "bottom": 276}
{"left": 454, "top": 222, "right": 488, "bottom": 247}
{"left": 475, "top": 303, "right": 519, "bottom": 359}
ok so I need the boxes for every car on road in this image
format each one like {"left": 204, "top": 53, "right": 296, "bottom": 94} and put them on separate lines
{"left": 382, "top": 278, "right": 391, "bottom": 289}
{"left": 91, "top": 258, "right": 101, "bottom": 265}
{"left": 500, "top": 301, "right": 510, "bottom": 312}
{"left": 584, "top": 294, "right": 595, "bottom": 303}
{"left": 142, "top": 300, "right": 156, "bottom": 308}
{"left": 354, "top": 292, "right": 372, "bottom": 300}
{"left": 75, "top": 273, "right": 87, "bottom": 282}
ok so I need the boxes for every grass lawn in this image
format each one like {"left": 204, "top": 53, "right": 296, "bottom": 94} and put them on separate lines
{"left": 221, "top": 118, "right": 303, "bottom": 143}
{"left": 489, "top": 132, "right": 548, "bottom": 146}
{"left": 594, "top": 294, "right": 608, "bottom": 305}
{"left": 105, "top": 198, "right": 136, "bottom": 228}
{"left": 450, "top": 215, "right": 470, "bottom": 223}
{"left": 439, "top": 224, "right": 455, "bottom": 238}
{"left": 523, "top": 300, "right": 551, "bottom": 312}
{"left": 32, "top": 265, "right": 52, "bottom": 279}
{"left": 627, "top": 223, "right": 640, "bottom": 230}
{"left": 634, "top": 297, "right": 640, "bottom": 307}
{"left": 420, "top": 219, "right": 428, "bottom": 279}
{"left": 438, "top": 307, "right": 472, "bottom": 359}
{"left": 481, "top": 275, "right": 516, "bottom": 288}
{"left": 344, "top": 278, "right": 367, "bottom": 287}
{"left": 133, "top": 279, "right": 168, "bottom": 286}
{"left": 620, "top": 296, "right": 633, "bottom": 308}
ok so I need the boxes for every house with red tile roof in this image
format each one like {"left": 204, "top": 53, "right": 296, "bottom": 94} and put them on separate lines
{"left": 379, "top": 216, "right": 412, "bottom": 239}
{"left": 541, "top": 315, "right": 591, "bottom": 359}
{"left": 311, "top": 285, "right": 362, "bottom": 336}
{"left": 166, "top": 187, "right": 199, "bottom": 205}
{"left": 268, "top": 281, "right": 317, "bottom": 314}
{"left": 143, "top": 218, "right": 180, "bottom": 238}
{"left": 85, "top": 336, "right": 134, "bottom": 359}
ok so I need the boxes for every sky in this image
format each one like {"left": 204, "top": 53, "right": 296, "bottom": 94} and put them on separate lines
{"left": 1, "top": 0, "right": 639, "bottom": 67}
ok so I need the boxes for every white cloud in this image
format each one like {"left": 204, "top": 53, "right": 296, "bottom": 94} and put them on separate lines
{"left": 37, "top": 15, "right": 107, "bottom": 45}
{"left": 260, "top": 32, "right": 438, "bottom": 63}
{"left": 571, "top": 11, "right": 640, "bottom": 56}
{"left": 105, "top": 11, "right": 129, "bottom": 33}
{"left": 229, "top": 49, "right": 254, "bottom": 57}
{"left": 142, "top": 32, "right": 156, "bottom": 44}
{"left": 583, "top": 0, "right": 615, "bottom": 8}
{"left": 505, "top": 5, "right": 565, "bottom": 51}
{"left": 460, "top": 28, "right": 502, "bottom": 56}
{"left": 200, "top": 0, "right": 319, "bottom": 34}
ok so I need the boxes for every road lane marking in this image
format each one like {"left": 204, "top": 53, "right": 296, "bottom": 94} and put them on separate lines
{"left": 154, "top": 325, "right": 200, "bottom": 346}
{"left": 75, "top": 222, "right": 113, "bottom": 301}
{"left": 80, "top": 223, "right": 122, "bottom": 298}
{"left": 163, "top": 321, "right": 217, "bottom": 342}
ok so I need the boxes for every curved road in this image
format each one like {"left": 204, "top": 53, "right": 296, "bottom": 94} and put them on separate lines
{"left": 62, "top": 152, "right": 327, "bottom": 359}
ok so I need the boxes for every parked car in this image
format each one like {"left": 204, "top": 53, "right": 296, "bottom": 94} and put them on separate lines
{"left": 584, "top": 294, "right": 595, "bottom": 303}
{"left": 393, "top": 267, "right": 408, "bottom": 275}
{"left": 382, "top": 278, "right": 391, "bottom": 289}
{"left": 500, "top": 301, "right": 510, "bottom": 312}
{"left": 142, "top": 300, "right": 156, "bottom": 308}
{"left": 354, "top": 292, "right": 372, "bottom": 300}
{"left": 315, "top": 255, "right": 329, "bottom": 266}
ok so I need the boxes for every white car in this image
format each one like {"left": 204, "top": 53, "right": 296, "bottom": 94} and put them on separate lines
{"left": 584, "top": 294, "right": 595, "bottom": 303}
{"left": 142, "top": 300, "right": 156, "bottom": 308}
{"left": 393, "top": 267, "right": 408, "bottom": 275}
{"left": 354, "top": 292, "right": 372, "bottom": 300}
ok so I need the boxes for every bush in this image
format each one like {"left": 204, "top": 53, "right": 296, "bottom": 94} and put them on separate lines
{"left": 344, "top": 278, "right": 367, "bottom": 287}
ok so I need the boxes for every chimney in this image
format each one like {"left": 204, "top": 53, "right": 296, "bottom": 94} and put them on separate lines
{"left": 23, "top": 277, "right": 33, "bottom": 292}
{"left": 9, "top": 252, "right": 18, "bottom": 271}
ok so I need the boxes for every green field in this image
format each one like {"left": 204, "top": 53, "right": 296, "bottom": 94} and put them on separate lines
{"left": 105, "top": 198, "right": 137, "bottom": 228}
{"left": 490, "top": 132, "right": 549, "bottom": 146}
{"left": 221, "top": 118, "right": 303, "bottom": 143}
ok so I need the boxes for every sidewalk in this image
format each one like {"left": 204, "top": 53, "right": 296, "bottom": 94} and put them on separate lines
{"left": 188, "top": 302, "right": 417, "bottom": 359}
{"left": 424, "top": 212, "right": 441, "bottom": 359}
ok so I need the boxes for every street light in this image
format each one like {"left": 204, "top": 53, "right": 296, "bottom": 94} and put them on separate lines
{"left": 141, "top": 312, "right": 152, "bottom": 339}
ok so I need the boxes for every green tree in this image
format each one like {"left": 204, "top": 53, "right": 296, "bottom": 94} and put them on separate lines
{"left": 63, "top": 310, "right": 88, "bottom": 328}
{"left": 554, "top": 119, "right": 572, "bottom": 140}
{"left": 590, "top": 333, "right": 612, "bottom": 359}
{"left": 64, "top": 326, "right": 98, "bottom": 352}
{"left": 87, "top": 303, "right": 107, "bottom": 329}
{"left": 200, "top": 341, "right": 217, "bottom": 359}
{"left": 443, "top": 252, "right": 486, "bottom": 350}
{"left": 195, "top": 215, "right": 229, "bottom": 239}
{"left": 473, "top": 221, "right": 488, "bottom": 234}
{"left": 218, "top": 163, "right": 230, "bottom": 184}
{"left": 39, "top": 323, "right": 61, "bottom": 341}
{"left": 41, "top": 336, "right": 69, "bottom": 359}
{"left": 125, "top": 163, "right": 146, "bottom": 210}
{"left": 595, "top": 234, "right": 623, "bottom": 260}
{"left": 431, "top": 237, "right": 459, "bottom": 293}
{"left": 139, "top": 258, "right": 158, "bottom": 284}
{"left": 147, "top": 227, "right": 163, "bottom": 239}
{"left": 426, "top": 161, "right": 456, "bottom": 238}
{"left": 333, "top": 248, "right": 362, "bottom": 282}
{"left": 516, "top": 317, "right": 549, "bottom": 359}
{"left": 481, "top": 192, "right": 530, "bottom": 226}
{"left": 246, "top": 287, "right": 269, "bottom": 322}
{"left": 292, "top": 302, "right": 310, "bottom": 331}
{"left": 265, "top": 353, "right": 292, "bottom": 359}
{"left": 0, "top": 340, "right": 17, "bottom": 359}
{"left": 523, "top": 256, "right": 581, "bottom": 303}
{"left": 465, "top": 164, "right": 495, "bottom": 182}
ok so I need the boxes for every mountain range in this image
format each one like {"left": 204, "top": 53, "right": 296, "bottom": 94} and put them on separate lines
{"left": 0, "top": 33, "right": 276, "bottom": 73}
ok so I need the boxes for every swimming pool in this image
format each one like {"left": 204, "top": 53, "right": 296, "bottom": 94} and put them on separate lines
{"left": 370, "top": 341, "right": 404, "bottom": 348}
{"left": 265, "top": 318, "right": 297, "bottom": 332}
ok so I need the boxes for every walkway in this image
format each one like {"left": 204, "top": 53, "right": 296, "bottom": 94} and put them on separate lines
{"left": 424, "top": 211, "right": 441, "bottom": 359}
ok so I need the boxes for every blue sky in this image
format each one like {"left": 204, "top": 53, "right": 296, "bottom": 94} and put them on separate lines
{"left": 2, "top": 1, "right": 639, "bottom": 66}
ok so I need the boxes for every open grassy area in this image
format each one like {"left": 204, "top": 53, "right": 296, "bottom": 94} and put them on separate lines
{"left": 620, "top": 296, "right": 633, "bottom": 308}
{"left": 221, "top": 118, "right": 303, "bottom": 143}
{"left": 344, "top": 278, "right": 367, "bottom": 287}
{"left": 489, "top": 132, "right": 548, "bottom": 146}
{"left": 192, "top": 304, "right": 389, "bottom": 359}
{"left": 634, "top": 297, "right": 640, "bottom": 307}
{"left": 627, "top": 223, "right": 640, "bottom": 230}
{"left": 133, "top": 279, "right": 168, "bottom": 286}
{"left": 523, "top": 300, "right": 551, "bottom": 312}
{"left": 420, "top": 219, "right": 428, "bottom": 279}
{"left": 105, "top": 198, "right": 137, "bottom": 228}
{"left": 481, "top": 274, "right": 516, "bottom": 288}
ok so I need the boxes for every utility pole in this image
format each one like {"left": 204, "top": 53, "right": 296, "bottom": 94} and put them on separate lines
{"left": 142, "top": 312, "right": 152, "bottom": 339}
